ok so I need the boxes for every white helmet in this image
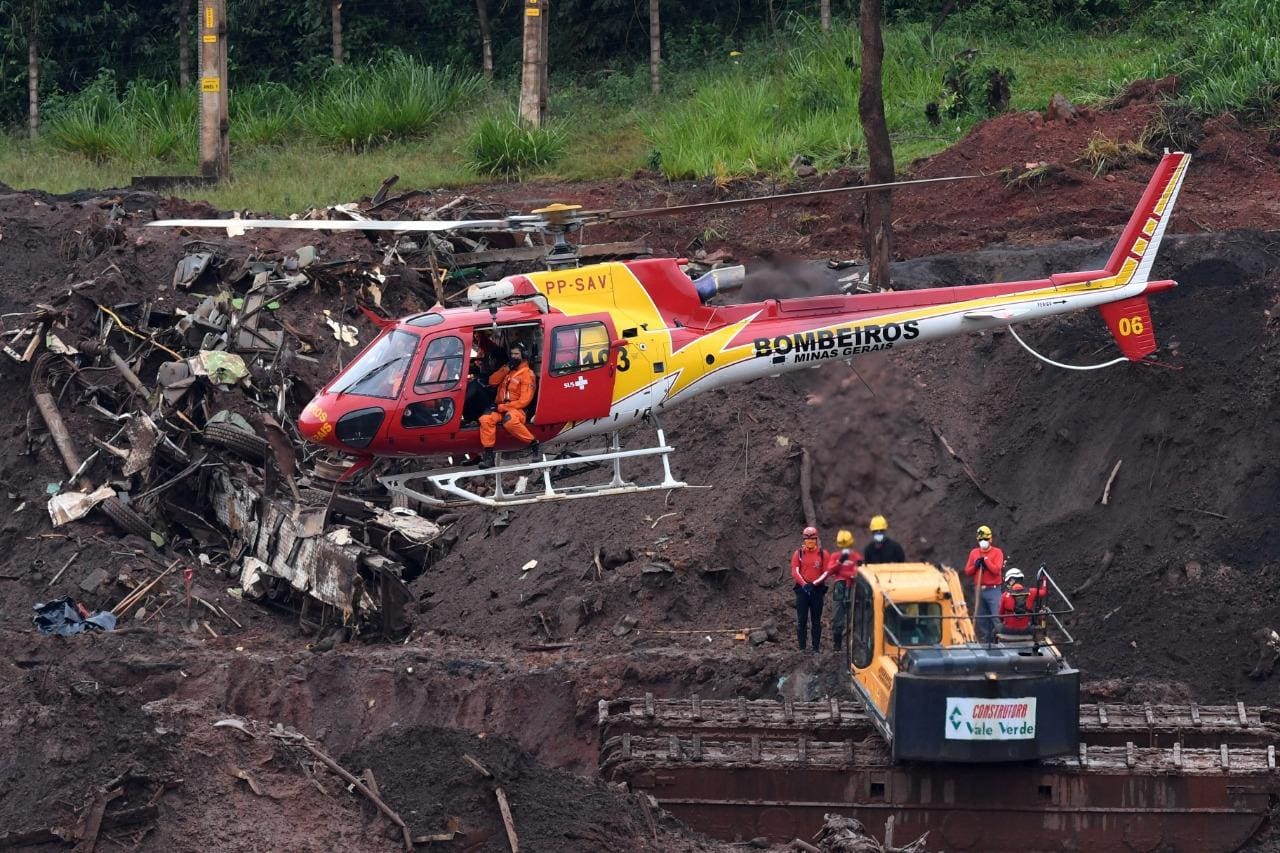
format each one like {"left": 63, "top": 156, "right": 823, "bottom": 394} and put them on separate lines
{"left": 1003, "top": 568, "right": 1024, "bottom": 583}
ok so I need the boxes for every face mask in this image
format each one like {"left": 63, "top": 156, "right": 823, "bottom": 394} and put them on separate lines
{"left": 507, "top": 356, "right": 522, "bottom": 369}
{"left": 873, "top": 533, "right": 885, "bottom": 543}
{"left": 978, "top": 539, "right": 991, "bottom": 550}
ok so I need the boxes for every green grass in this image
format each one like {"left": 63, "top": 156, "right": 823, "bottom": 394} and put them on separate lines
{"left": 466, "top": 111, "right": 567, "bottom": 178}
{"left": 646, "top": 19, "right": 1167, "bottom": 179}
{"left": 5, "top": 5, "right": 1262, "bottom": 211}
{"left": 299, "top": 54, "right": 485, "bottom": 150}
{"left": 1152, "top": 0, "right": 1280, "bottom": 118}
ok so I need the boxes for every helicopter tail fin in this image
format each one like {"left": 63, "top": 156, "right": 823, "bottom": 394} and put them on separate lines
{"left": 1099, "top": 295, "right": 1158, "bottom": 360}
{"left": 1101, "top": 151, "right": 1190, "bottom": 288}
{"left": 1091, "top": 151, "right": 1189, "bottom": 360}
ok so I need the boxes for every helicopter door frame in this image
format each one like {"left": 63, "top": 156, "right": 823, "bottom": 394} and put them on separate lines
{"left": 382, "top": 330, "right": 468, "bottom": 454}
{"left": 534, "top": 312, "right": 618, "bottom": 426}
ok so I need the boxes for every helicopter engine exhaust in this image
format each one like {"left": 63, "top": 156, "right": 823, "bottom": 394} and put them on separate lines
{"left": 693, "top": 265, "right": 746, "bottom": 303}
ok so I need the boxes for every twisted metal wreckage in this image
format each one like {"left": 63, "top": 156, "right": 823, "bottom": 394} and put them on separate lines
{"left": 16, "top": 193, "right": 564, "bottom": 635}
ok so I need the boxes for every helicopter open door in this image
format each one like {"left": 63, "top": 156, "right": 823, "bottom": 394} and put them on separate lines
{"left": 533, "top": 314, "right": 617, "bottom": 426}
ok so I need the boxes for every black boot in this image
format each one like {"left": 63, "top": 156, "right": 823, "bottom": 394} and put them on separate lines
{"left": 528, "top": 440, "right": 541, "bottom": 458}
{"left": 478, "top": 449, "right": 496, "bottom": 469}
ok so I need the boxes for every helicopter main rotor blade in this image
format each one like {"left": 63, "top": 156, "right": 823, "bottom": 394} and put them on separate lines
{"left": 595, "top": 173, "right": 988, "bottom": 221}
{"left": 145, "top": 217, "right": 513, "bottom": 233}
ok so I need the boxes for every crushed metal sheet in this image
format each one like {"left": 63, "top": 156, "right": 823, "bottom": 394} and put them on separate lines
{"left": 371, "top": 507, "right": 442, "bottom": 544}
{"left": 172, "top": 252, "right": 214, "bottom": 289}
{"left": 122, "top": 415, "right": 161, "bottom": 477}
{"left": 48, "top": 484, "right": 115, "bottom": 526}
{"left": 210, "top": 470, "right": 406, "bottom": 625}
{"left": 45, "top": 332, "right": 78, "bottom": 355}
{"left": 322, "top": 310, "right": 358, "bottom": 346}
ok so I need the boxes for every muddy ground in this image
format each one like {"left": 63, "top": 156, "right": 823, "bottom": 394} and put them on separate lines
{"left": 1, "top": 79, "right": 1279, "bottom": 850}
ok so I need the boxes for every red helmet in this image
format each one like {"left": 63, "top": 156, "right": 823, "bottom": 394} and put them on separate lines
{"left": 802, "top": 526, "right": 818, "bottom": 538}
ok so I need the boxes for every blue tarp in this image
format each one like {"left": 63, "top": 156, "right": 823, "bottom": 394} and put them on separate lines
{"left": 32, "top": 596, "right": 117, "bottom": 635}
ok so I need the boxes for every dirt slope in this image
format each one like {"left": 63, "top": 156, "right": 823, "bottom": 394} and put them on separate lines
{"left": 1, "top": 79, "right": 1280, "bottom": 849}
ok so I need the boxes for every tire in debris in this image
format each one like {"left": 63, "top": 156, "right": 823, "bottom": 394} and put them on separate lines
{"left": 203, "top": 422, "right": 268, "bottom": 463}
{"left": 99, "top": 496, "right": 153, "bottom": 539}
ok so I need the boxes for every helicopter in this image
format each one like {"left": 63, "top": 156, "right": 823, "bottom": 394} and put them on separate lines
{"left": 148, "top": 151, "right": 1190, "bottom": 508}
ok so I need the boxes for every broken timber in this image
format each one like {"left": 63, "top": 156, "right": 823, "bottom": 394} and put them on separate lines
{"left": 452, "top": 239, "right": 649, "bottom": 266}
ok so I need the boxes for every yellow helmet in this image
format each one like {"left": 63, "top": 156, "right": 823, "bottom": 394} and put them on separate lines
{"left": 835, "top": 529, "right": 854, "bottom": 548}
{"left": 976, "top": 524, "right": 993, "bottom": 541}
{"left": 869, "top": 515, "right": 888, "bottom": 532}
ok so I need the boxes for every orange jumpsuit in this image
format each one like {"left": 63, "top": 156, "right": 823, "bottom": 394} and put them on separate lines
{"left": 479, "top": 362, "right": 536, "bottom": 447}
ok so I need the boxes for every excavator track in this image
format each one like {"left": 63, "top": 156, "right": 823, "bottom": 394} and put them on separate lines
{"left": 599, "top": 696, "right": 1280, "bottom": 852}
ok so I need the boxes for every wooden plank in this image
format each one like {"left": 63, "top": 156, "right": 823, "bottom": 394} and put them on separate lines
{"left": 452, "top": 240, "right": 650, "bottom": 266}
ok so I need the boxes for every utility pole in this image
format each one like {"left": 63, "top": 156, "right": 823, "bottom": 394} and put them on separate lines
{"left": 199, "top": 0, "right": 229, "bottom": 180}
{"left": 519, "top": 0, "right": 547, "bottom": 127}
{"left": 331, "top": 0, "right": 343, "bottom": 65}
{"left": 820, "top": 0, "right": 831, "bottom": 31}
{"left": 179, "top": 0, "right": 191, "bottom": 88}
{"left": 648, "top": 0, "right": 660, "bottom": 95}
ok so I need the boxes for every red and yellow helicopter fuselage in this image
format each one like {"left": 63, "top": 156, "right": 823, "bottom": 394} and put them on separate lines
{"left": 296, "top": 152, "right": 1189, "bottom": 461}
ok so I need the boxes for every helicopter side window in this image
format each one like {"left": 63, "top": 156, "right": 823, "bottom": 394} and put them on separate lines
{"left": 415, "top": 336, "right": 465, "bottom": 393}
{"left": 550, "top": 321, "right": 610, "bottom": 375}
{"left": 403, "top": 397, "right": 455, "bottom": 429}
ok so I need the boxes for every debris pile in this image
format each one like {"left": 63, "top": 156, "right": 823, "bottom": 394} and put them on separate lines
{"left": 11, "top": 218, "right": 468, "bottom": 637}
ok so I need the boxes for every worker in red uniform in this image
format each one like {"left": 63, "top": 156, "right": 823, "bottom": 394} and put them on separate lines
{"left": 478, "top": 344, "right": 539, "bottom": 469}
{"left": 828, "top": 529, "right": 861, "bottom": 655}
{"left": 963, "top": 524, "right": 1005, "bottom": 645}
{"left": 790, "top": 526, "right": 830, "bottom": 652}
{"left": 998, "top": 568, "right": 1040, "bottom": 637}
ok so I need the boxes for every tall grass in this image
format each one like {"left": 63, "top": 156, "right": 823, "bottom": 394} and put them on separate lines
{"left": 300, "top": 54, "right": 484, "bottom": 150}
{"left": 44, "top": 74, "right": 197, "bottom": 163}
{"left": 466, "top": 110, "right": 567, "bottom": 177}
{"left": 11, "top": 8, "right": 1253, "bottom": 209}
{"left": 647, "top": 18, "right": 1168, "bottom": 181}
{"left": 1154, "top": 0, "right": 1280, "bottom": 117}
{"left": 231, "top": 83, "right": 300, "bottom": 147}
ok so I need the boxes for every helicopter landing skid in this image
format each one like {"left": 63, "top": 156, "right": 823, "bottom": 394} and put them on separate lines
{"left": 379, "top": 431, "right": 686, "bottom": 508}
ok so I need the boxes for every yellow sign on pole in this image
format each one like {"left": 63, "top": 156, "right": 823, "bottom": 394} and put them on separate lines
{"left": 526, "top": 7, "right": 540, "bottom": 14}
{"left": 204, "top": 6, "right": 214, "bottom": 28}
{"left": 202, "top": 34, "right": 217, "bottom": 43}
{"left": 200, "top": 77, "right": 220, "bottom": 93}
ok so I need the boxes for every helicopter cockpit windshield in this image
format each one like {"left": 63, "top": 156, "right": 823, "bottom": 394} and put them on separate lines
{"left": 331, "top": 329, "right": 419, "bottom": 399}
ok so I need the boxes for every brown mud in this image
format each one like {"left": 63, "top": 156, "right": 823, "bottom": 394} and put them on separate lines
{"left": 1, "top": 80, "right": 1280, "bottom": 850}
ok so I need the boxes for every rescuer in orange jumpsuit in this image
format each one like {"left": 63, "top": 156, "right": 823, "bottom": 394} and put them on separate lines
{"left": 478, "top": 344, "right": 539, "bottom": 468}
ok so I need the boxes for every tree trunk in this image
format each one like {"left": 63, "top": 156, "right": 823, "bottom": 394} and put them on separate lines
{"left": 179, "top": 0, "right": 191, "bottom": 88}
{"left": 27, "top": 24, "right": 38, "bottom": 139}
{"left": 476, "top": 0, "right": 493, "bottom": 79}
{"left": 820, "top": 0, "right": 831, "bottom": 31}
{"left": 519, "top": 0, "right": 547, "bottom": 127}
{"left": 538, "top": 0, "right": 549, "bottom": 117}
{"left": 858, "top": 0, "right": 894, "bottom": 291}
{"left": 331, "top": 0, "right": 343, "bottom": 65}
{"left": 648, "top": 0, "right": 660, "bottom": 95}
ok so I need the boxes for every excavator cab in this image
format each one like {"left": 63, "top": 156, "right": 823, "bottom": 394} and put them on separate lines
{"left": 847, "top": 562, "right": 1079, "bottom": 763}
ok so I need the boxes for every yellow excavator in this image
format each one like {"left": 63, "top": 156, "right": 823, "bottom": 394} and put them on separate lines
{"left": 845, "top": 561, "right": 1078, "bottom": 762}
{"left": 599, "top": 563, "right": 1280, "bottom": 851}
